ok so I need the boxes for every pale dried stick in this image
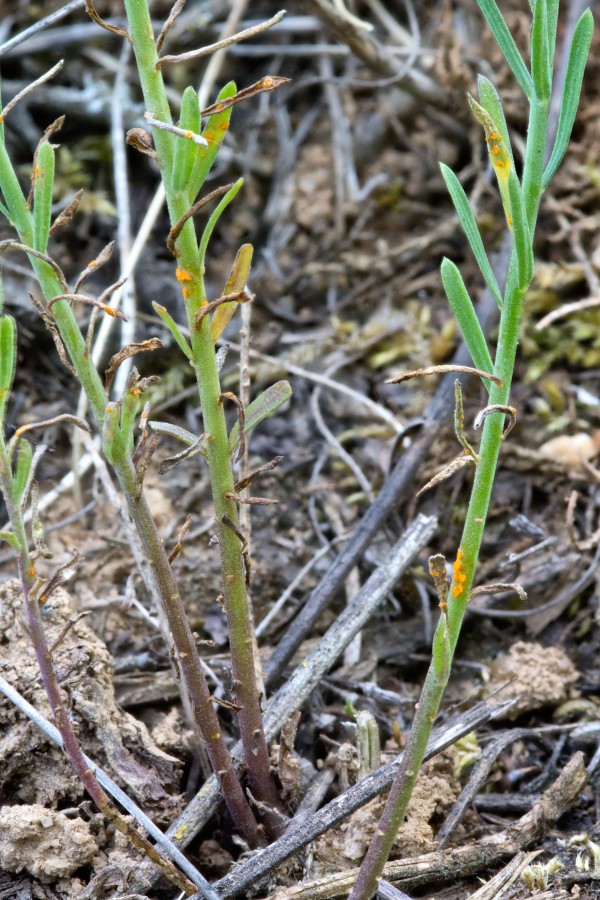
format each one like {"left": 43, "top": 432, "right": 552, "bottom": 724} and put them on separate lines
{"left": 0, "top": 673, "right": 220, "bottom": 900}
{"left": 310, "top": 386, "right": 375, "bottom": 503}
{"left": 197, "top": 0, "right": 250, "bottom": 108}
{"left": 0, "top": 61, "right": 64, "bottom": 117}
{"left": 123, "top": 514, "right": 438, "bottom": 896}
{"left": 157, "top": 10, "right": 285, "bottom": 70}
{"left": 535, "top": 294, "right": 600, "bottom": 331}
{"left": 255, "top": 536, "right": 344, "bottom": 637}
{"left": 0, "top": 0, "right": 86, "bottom": 57}
{"left": 221, "top": 336, "right": 404, "bottom": 433}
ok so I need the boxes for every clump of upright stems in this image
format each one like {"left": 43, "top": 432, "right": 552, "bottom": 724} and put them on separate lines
{"left": 0, "top": 2, "right": 290, "bottom": 847}
{"left": 349, "top": 1, "right": 593, "bottom": 897}
{"left": 0, "top": 313, "right": 213, "bottom": 896}
{"left": 123, "top": 0, "right": 286, "bottom": 831}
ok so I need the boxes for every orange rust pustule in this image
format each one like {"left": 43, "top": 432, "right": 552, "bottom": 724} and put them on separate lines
{"left": 451, "top": 548, "right": 467, "bottom": 598}
{"left": 175, "top": 267, "right": 194, "bottom": 283}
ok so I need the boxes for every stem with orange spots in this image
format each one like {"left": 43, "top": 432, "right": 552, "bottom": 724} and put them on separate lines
{"left": 123, "top": 0, "right": 285, "bottom": 833}
{"left": 0, "top": 25, "right": 263, "bottom": 854}
{"left": 349, "top": 0, "right": 593, "bottom": 893}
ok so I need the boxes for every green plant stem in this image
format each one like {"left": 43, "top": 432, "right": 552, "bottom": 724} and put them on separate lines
{"left": 0, "top": 110, "right": 263, "bottom": 853}
{"left": 0, "top": 436, "right": 199, "bottom": 896}
{"left": 192, "top": 316, "right": 286, "bottom": 830}
{"left": 123, "top": 0, "right": 283, "bottom": 827}
{"left": 348, "top": 97, "right": 550, "bottom": 900}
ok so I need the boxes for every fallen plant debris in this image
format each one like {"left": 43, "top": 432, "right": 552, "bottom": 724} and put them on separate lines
{"left": 265, "top": 753, "right": 588, "bottom": 899}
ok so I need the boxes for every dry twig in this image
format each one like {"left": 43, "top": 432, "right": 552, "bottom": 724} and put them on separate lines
{"left": 264, "top": 754, "right": 586, "bottom": 899}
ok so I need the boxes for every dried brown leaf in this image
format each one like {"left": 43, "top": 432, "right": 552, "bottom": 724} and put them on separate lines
{"left": 104, "top": 338, "right": 163, "bottom": 393}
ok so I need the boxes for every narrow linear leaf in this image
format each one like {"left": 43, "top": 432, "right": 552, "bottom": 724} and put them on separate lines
{"left": 440, "top": 163, "right": 503, "bottom": 307}
{"left": 507, "top": 171, "right": 533, "bottom": 287}
{"left": 197, "top": 178, "right": 243, "bottom": 274}
{"left": 0, "top": 314, "right": 17, "bottom": 424}
{"left": 531, "top": 0, "right": 551, "bottom": 101}
{"left": 118, "top": 371, "right": 159, "bottom": 454}
{"left": 543, "top": 9, "right": 594, "bottom": 189}
{"left": 440, "top": 258, "right": 494, "bottom": 381}
{"left": 0, "top": 198, "right": 14, "bottom": 226}
{"left": 39, "top": 548, "right": 83, "bottom": 603}
{"left": 474, "top": 0, "right": 533, "bottom": 98}
{"left": 0, "top": 129, "right": 33, "bottom": 228}
{"left": 211, "top": 243, "right": 253, "bottom": 341}
{"left": 102, "top": 403, "right": 122, "bottom": 464}
{"left": 120, "top": 390, "right": 139, "bottom": 460}
{"left": 75, "top": 240, "right": 115, "bottom": 292}
{"left": 188, "top": 81, "right": 236, "bottom": 203}
{"left": 172, "top": 85, "right": 201, "bottom": 195}
{"left": 152, "top": 301, "right": 193, "bottom": 361}
{"left": 228, "top": 380, "right": 292, "bottom": 456}
{"left": 477, "top": 76, "right": 515, "bottom": 170}
{"left": 0, "top": 530, "right": 19, "bottom": 550}
{"left": 11, "top": 437, "right": 32, "bottom": 508}
{"left": 149, "top": 420, "right": 200, "bottom": 446}
{"left": 467, "top": 95, "right": 513, "bottom": 231}
{"left": 33, "top": 141, "right": 54, "bottom": 253}
{"left": 546, "top": 0, "right": 560, "bottom": 69}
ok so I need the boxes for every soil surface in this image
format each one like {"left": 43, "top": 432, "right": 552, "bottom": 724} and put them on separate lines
{"left": 1, "top": 0, "right": 600, "bottom": 898}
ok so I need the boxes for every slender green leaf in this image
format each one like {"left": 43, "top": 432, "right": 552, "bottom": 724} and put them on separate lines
{"left": 543, "top": 9, "right": 594, "bottom": 188}
{"left": 440, "top": 258, "right": 494, "bottom": 382}
{"left": 102, "top": 402, "right": 122, "bottom": 464}
{"left": 0, "top": 529, "right": 19, "bottom": 550}
{"left": 11, "top": 437, "right": 32, "bottom": 508}
{"left": 149, "top": 420, "right": 199, "bottom": 445}
{"left": 546, "top": 0, "right": 560, "bottom": 68}
{"left": 507, "top": 171, "right": 533, "bottom": 286}
{"left": 0, "top": 130, "right": 32, "bottom": 231}
{"left": 188, "top": 81, "right": 236, "bottom": 203}
{"left": 197, "top": 179, "right": 243, "bottom": 274}
{"left": 172, "top": 86, "right": 201, "bottom": 195}
{"left": 120, "top": 387, "right": 139, "bottom": 458}
{"left": 150, "top": 419, "right": 209, "bottom": 460}
{"left": 152, "top": 301, "right": 193, "bottom": 361}
{"left": 440, "top": 163, "right": 503, "bottom": 307}
{"left": 228, "top": 381, "right": 292, "bottom": 456}
{"left": 0, "top": 313, "right": 16, "bottom": 424}
{"left": 211, "top": 243, "right": 253, "bottom": 341}
{"left": 0, "top": 198, "right": 13, "bottom": 225}
{"left": 474, "top": 0, "right": 533, "bottom": 98}
{"left": 477, "top": 76, "right": 515, "bottom": 171}
{"left": 531, "top": 0, "right": 551, "bottom": 101}
{"left": 33, "top": 141, "right": 54, "bottom": 253}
